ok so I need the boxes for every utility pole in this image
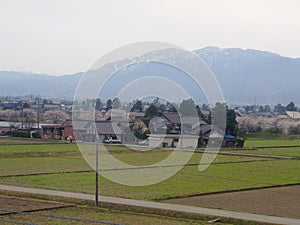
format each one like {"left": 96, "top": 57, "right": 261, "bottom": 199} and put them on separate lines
{"left": 37, "top": 97, "right": 40, "bottom": 137}
{"left": 254, "top": 96, "right": 257, "bottom": 117}
{"left": 95, "top": 139, "right": 99, "bottom": 207}
{"left": 21, "top": 102, "right": 24, "bottom": 129}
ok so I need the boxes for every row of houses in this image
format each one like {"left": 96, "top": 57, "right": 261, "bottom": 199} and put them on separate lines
{"left": 1, "top": 112, "right": 242, "bottom": 148}
{"left": 0, "top": 119, "right": 121, "bottom": 141}
{"left": 1, "top": 101, "right": 72, "bottom": 111}
{"left": 41, "top": 120, "right": 123, "bottom": 141}
{"left": 0, "top": 121, "right": 64, "bottom": 137}
{"left": 39, "top": 112, "right": 215, "bottom": 148}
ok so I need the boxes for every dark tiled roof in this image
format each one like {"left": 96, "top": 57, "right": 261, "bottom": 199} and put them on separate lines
{"left": 162, "top": 112, "right": 180, "bottom": 124}
{"left": 61, "top": 119, "right": 73, "bottom": 127}
{"left": 200, "top": 124, "right": 212, "bottom": 135}
{"left": 162, "top": 113, "right": 207, "bottom": 125}
{"left": 96, "top": 121, "right": 122, "bottom": 135}
{"left": 68, "top": 120, "right": 92, "bottom": 130}
{"left": 181, "top": 116, "right": 207, "bottom": 125}
{"left": 63, "top": 120, "right": 123, "bottom": 135}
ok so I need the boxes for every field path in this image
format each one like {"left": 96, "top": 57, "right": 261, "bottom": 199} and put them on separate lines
{"left": 1, "top": 184, "right": 300, "bottom": 225}
{"left": 195, "top": 149, "right": 297, "bottom": 159}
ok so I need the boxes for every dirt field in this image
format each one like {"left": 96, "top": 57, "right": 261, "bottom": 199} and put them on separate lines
{"left": 0, "top": 195, "right": 71, "bottom": 214}
{"left": 165, "top": 185, "right": 300, "bottom": 219}
{"left": 0, "top": 195, "right": 211, "bottom": 225}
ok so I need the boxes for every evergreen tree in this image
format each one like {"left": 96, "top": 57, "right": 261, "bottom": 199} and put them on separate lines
{"left": 112, "top": 97, "right": 121, "bottom": 109}
{"left": 95, "top": 98, "right": 102, "bottom": 110}
{"left": 131, "top": 100, "right": 143, "bottom": 112}
{"left": 106, "top": 99, "right": 112, "bottom": 111}
{"left": 179, "top": 99, "right": 196, "bottom": 116}
{"left": 286, "top": 101, "right": 297, "bottom": 111}
{"left": 145, "top": 104, "right": 158, "bottom": 118}
{"left": 166, "top": 102, "right": 177, "bottom": 112}
{"left": 226, "top": 109, "right": 238, "bottom": 136}
{"left": 274, "top": 103, "right": 286, "bottom": 114}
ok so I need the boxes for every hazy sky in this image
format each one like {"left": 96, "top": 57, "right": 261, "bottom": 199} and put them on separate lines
{"left": 1, "top": 0, "right": 299, "bottom": 74}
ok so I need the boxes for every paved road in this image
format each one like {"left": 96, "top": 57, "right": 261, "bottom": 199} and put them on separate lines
{"left": 1, "top": 184, "right": 299, "bottom": 225}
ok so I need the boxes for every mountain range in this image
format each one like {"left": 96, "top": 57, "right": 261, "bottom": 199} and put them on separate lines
{"left": 1, "top": 46, "right": 300, "bottom": 104}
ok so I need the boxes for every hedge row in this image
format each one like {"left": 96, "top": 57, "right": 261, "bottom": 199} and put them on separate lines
{"left": 6, "top": 131, "right": 30, "bottom": 138}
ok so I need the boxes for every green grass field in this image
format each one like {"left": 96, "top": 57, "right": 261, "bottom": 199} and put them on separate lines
{"left": 227, "top": 148, "right": 300, "bottom": 157}
{"left": 0, "top": 156, "right": 92, "bottom": 176}
{"left": 0, "top": 144, "right": 271, "bottom": 176}
{"left": 0, "top": 136, "right": 65, "bottom": 144}
{"left": 1, "top": 138, "right": 299, "bottom": 225}
{"left": 245, "top": 132, "right": 300, "bottom": 140}
{"left": 0, "top": 140, "right": 299, "bottom": 201}
{"left": 244, "top": 139, "right": 300, "bottom": 148}
{"left": 0, "top": 144, "right": 79, "bottom": 155}
{"left": 1, "top": 159, "right": 299, "bottom": 200}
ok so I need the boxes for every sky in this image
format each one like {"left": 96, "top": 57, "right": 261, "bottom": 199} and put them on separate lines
{"left": 0, "top": 0, "right": 299, "bottom": 75}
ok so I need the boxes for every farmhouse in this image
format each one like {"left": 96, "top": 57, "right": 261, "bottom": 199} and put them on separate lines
{"left": 41, "top": 119, "right": 123, "bottom": 142}
{"left": 286, "top": 111, "right": 300, "bottom": 119}
{"left": 41, "top": 120, "right": 78, "bottom": 140}
{"left": 148, "top": 134, "right": 199, "bottom": 148}
{"left": 96, "top": 121, "right": 122, "bottom": 141}
{"left": 0, "top": 121, "right": 20, "bottom": 134}
{"left": 147, "top": 112, "right": 210, "bottom": 148}
{"left": 40, "top": 124, "right": 62, "bottom": 139}
{"left": 161, "top": 112, "right": 207, "bottom": 134}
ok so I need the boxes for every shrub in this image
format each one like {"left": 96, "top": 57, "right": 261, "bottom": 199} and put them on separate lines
{"left": 6, "top": 131, "right": 30, "bottom": 138}
{"left": 32, "top": 132, "right": 41, "bottom": 138}
{"left": 289, "top": 125, "right": 300, "bottom": 134}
